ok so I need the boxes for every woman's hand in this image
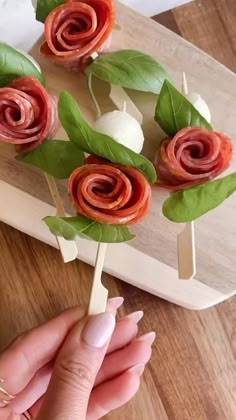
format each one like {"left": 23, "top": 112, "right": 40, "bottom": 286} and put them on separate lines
{"left": 0, "top": 298, "right": 155, "bottom": 419}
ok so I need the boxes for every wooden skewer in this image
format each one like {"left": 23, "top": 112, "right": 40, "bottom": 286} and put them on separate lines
{"left": 88, "top": 242, "right": 108, "bottom": 315}
{"left": 182, "top": 71, "right": 188, "bottom": 99}
{"left": 87, "top": 51, "right": 109, "bottom": 314}
{"left": 109, "top": 85, "right": 143, "bottom": 124}
{"left": 45, "top": 174, "right": 78, "bottom": 263}
{"left": 177, "top": 73, "right": 196, "bottom": 280}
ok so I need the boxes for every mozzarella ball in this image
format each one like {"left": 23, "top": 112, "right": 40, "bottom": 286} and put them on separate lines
{"left": 188, "top": 92, "right": 211, "bottom": 123}
{"left": 94, "top": 111, "right": 144, "bottom": 154}
{"left": 31, "top": 0, "right": 37, "bottom": 9}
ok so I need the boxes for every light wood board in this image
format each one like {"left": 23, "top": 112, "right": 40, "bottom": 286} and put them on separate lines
{"left": 0, "top": 1, "right": 236, "bottom": 302}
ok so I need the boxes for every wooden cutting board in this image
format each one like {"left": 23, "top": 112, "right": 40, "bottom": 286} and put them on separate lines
{"left": 1, "top": 1, "right": 236, "bottom": 309}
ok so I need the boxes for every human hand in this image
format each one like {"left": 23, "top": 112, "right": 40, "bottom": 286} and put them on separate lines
{"left": 0, "top": 298, "right": 155, "bottom": 419}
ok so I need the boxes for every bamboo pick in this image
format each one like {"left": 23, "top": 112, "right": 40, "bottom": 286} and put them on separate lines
{"left": 88, "top": 242, "right": 108, "bottom": 315}
{"left": 45, "top": 174, "right": 78, "bottom": 263}
{"left": 109, "top": 85, "right": 143, "bottom": 124}
{"left": 177, "top": 72, "right": 196, "bottom": 280}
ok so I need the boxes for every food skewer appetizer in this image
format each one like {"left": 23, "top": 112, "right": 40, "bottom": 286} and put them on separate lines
{"left": 29, "top": 90, "right": 154, "bottom": 313}
{"left": 0, "top": 43, "right": 79, "bottom": 263}
{"left": 154, "top": 78, "right": 233, "bottom": 281}
{"left": 177, "top": 72, "right": 212, "bottom": 280}
{"left": 177, "top": 73, "right": 196, "bottom": 281}
{"left": 87, "top": 100, "right": 145, "bottom": 314}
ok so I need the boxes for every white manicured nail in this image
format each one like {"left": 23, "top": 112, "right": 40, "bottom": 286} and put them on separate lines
{"left": 83, "top": 313, "right": 116, "bottom": 348}
{"left": 127, "top": 363, "right": 145, "bottom": 376}
{"left": 124, "top": 311, "right": 144, "bottom": 323}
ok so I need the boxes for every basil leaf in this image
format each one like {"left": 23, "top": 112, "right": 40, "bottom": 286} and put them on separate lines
{"left": 163, "top": 173, "right": 236, "bottom": 223}
{"left": 86, "top": 49, "right": 169, "bottom": 94}
{"left": 44, "top": 216, "right": 135, "bottom": 243}
{"left": 0, "top": 42, "right": 45, "bottom": 86}
{"left": 155, "top": 80, "right": 212, "bottom": 137}
{"left": 36, "top": 0, "right": 64, "bottom": 23}
{"left": 0, "top": 75, "right": 18, "bottom": 86}
{"left": 58, "top": 91, "right": 157, "bottom": 183}
{"left": 16, "top": 140, "right": 85, "bottom": 179}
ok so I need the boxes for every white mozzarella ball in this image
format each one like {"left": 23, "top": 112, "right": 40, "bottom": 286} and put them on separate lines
{"left": 31, "top": 0, "right": 37, "bottom": 10}
{"left": 94, "top": 111, "right": 144, "bottom": 154}
{"left": 188, "top": 92, "right": 211, "bottom": 123}
{"left": 16, "top": 49, "right": 41, "bottom": 74}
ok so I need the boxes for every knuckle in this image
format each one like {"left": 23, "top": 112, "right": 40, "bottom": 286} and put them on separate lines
{"left": 56, "top": 358, "right": 93, "bottom": 392}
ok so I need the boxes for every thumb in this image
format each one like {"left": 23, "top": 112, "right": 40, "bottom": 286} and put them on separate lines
{"left": 37, "top": 312, "right": 116, "bottom": 420}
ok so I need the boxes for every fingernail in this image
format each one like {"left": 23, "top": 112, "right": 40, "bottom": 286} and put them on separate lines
{"left": 123, "top": 310, "right": 144, "bottom": 323}
{"left": 136, "top": 332, "right": 156, "bottom": 346}
{"left": 107, "top": 297, "right": 124, "bottom": 310}
{"left": 83, "top": 313, "right": 116, "bottom": 348}
{"left": 127, "top": 363, "right": 145, "bottom": 376}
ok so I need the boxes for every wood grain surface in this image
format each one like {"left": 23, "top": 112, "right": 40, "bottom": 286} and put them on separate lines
{"left": 1, "top": 1, "right": 236, "bottom": 294}
{"left": 1, "top": 1, "right": 236, "bottom": 419}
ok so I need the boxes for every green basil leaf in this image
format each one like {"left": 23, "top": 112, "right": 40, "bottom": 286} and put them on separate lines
{"left": 16, "top": 140, "right": 85, "bottom": 179}
{"left": 86, "top": 49, "right": 169, "bottom": 94}
{"left": 0, "top": 75, "right": 18, "bottom": 86}
{"left": 44, "top": 216, "right": 135, "bottom": 243}
{"left": 155, "top": 80, "right": 212, "bottom": 137}
{"left": 0, "top": 42, "right": 45, "bottom": 86}
{"left": 163, "top": 173, "right": 236, "bottom": 223}
{"left": 36, "top": 0, "right": 64, "bottom": 23}
{"left": 58, "top": 91, "right": 157, "bottom": 183}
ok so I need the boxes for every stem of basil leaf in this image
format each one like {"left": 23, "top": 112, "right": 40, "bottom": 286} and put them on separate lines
{"left": 87, "top": 71, "right": 102, "bottom": 118}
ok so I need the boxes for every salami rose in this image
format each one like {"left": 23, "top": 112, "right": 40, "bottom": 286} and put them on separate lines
{"left": 0, "top": 76, "right": 58, "bottom": 153}
{"left": 41, "top": 0, "right": 115, "bottom": 69}
{"left": 154, "top": 127, "right": 233, "bottom": 191}
{"left": 68, "top": 163, "right": 151, "bottom": 225}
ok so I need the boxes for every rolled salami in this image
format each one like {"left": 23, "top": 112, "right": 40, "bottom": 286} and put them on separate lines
{"left": 154, "top": 127, "right": 233, "bottom": 191}
{"left": 0, "top": 76, "right": 58, "bottom": 153}
{"left": 68, "top": 163, "right": 151, "bottom": 225}
{"left": 41, "top": 0, "right": 115, "bottom": 69}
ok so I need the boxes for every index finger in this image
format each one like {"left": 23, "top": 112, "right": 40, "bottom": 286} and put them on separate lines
{"left": 0, "top": 306, "right": 85, "bottom": 401}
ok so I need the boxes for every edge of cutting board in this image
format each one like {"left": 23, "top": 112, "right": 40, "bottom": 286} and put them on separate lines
{"left": 0, "top": 180, "right": 233, "bottom": 310}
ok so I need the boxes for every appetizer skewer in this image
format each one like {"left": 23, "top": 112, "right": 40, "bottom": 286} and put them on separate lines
{"left": 17, "top": 51, "right": 79, "bottom": 262}
{"left": 155, "top": 76, "right": 233, "bottom": 282}
{"left": 177, "top": 73, "right": 196, "bottom": 281}
{"left": 87, "top": 100, "right": 146, "bottom": 314}
{"left": 0, "top": 53, "right": 79, "bottom": 263}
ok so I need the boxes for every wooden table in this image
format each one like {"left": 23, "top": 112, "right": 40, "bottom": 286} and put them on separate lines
{"left": 0, "top": 0, "right": 236, "bottom": 418}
